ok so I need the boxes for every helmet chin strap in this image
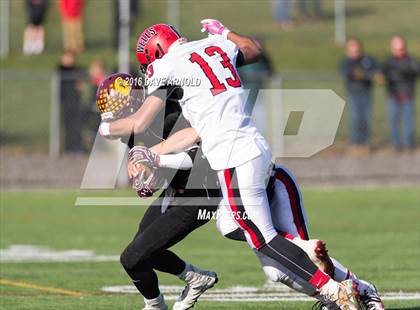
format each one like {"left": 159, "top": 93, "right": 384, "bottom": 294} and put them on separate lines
{"left": 168, "top": 37, "right": 188, "bottom": 52}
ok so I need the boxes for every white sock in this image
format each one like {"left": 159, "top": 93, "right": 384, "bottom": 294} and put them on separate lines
{"left": 331, "top": 257, "right": 351, "bottom": 281}
{"left": 331, "top": 257, "right": 365, "bottom": 289}
{"left": 144, "top": 293, "right": 165, "bottom": 306}
{"left": 319, "top": 278, "right": 339, "bottom": 297}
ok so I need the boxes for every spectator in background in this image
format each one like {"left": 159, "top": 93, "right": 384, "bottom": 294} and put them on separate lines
{"left": 58, "top": 51, "right": 85, "bottom": 153}
{"left": 23, "top": 0, "right": 49, "bottom": 55}
{"left": 384, "top": 36, "right": 419, "bottom": 151}
{"left": 238, "top": 36, "right": 274, "bottom": 136}
{"left": 88, "top": 60, "right": 106, "bottom": 105}
{"left": 272, "top": 0, "right": 294, "bottom": 30}
{"left": 84, "top": 59, "right": 106, "bottom": 144}
{"left": 298, "top": 0, "right": 322, "bottom": 21}
{"left": 340, "top": 38, "right": 381, "bottom": 157}
{"left": 59, "top": 0, "right": 84, "bottom": 53}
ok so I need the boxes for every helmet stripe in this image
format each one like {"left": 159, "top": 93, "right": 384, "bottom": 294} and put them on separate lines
{"left": 169, "top": 25, "right": 181, "bottom": 38}
{"left": 156, "top": 43, "right": 165, "bottom": 58}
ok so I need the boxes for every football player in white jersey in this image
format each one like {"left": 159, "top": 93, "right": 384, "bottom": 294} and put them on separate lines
{"left": 136, "top": 135, "right": 384, "bottom": 310}
{"left": 99, "top": 20, "right": 359, "bottom": 309}
{"left": 217, "top": 164, "right": 384, "bottom": 310}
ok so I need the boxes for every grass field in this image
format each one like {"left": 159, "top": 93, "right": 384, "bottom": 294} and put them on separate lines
{"left": 1, "top": 188, "right": 419, "bottom": 309}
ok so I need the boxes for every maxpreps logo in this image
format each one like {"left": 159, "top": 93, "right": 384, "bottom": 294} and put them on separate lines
{"left": 136, "top": 27, "right": 157, "bottom": 53}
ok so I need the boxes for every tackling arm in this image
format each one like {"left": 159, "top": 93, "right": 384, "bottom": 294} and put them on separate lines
{"left": 102, "top": 95, "right": 165, "bottom": 137}
{"left": 226, "top": 31, "right": 262, "bottom": 65}
{"left": 150, "top": 127, "right": 200, "bottom": 155}
{"left": 127, "top": 127, "right": 199, "bottom": 178}
{"left": 200, "top": 19, "right": 262, "bottom": 65}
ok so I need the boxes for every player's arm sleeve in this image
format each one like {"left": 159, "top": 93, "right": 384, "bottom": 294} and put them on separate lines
{"left": 158, "top": 142, "right": 200, "bottom": 170}
{"left": 159, "top": 152, "right": 193, "bottom": 170}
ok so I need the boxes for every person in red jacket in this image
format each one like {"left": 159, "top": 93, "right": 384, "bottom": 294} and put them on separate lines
{"left": 58, "top": 0, "right": 84, "bottom": 53}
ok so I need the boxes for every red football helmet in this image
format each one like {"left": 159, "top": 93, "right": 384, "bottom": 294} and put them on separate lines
{"left": 135, "top": 24, "right": 182, "bottom": 69}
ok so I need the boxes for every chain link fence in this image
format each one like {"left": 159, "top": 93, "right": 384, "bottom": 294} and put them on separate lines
{"left": 1, "top": 70, "right": 419, "bottom": 158}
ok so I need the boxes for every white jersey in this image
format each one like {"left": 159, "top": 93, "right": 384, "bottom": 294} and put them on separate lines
{"left": 146, "top": 35, "right": 270, "bottom": 170}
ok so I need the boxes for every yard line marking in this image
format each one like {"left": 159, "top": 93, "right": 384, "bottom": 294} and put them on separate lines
{"left": 101, "top": 285, "right": 420, "bottom": 301}
{"left": 0, "top": 244, "right": 119, "bottom": 263}
{"left": 0, "top": 278, "right": 84, "bottom": 297}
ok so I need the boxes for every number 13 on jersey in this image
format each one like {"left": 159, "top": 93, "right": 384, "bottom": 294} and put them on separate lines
{"left": 189, "top": 45, "right": 242, "bottom": 96}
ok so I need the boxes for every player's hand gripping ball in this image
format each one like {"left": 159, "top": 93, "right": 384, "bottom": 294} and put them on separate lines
{"left": 200, "top": 19, "right": 230, "bottom": 37}
{"left": 128, "top": 146, "right": 163, "bottom": 198}
{"left": 128, "top": 146, "right": 160, "bottom": 168}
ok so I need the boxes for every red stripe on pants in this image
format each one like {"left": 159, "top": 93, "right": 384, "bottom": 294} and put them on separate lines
{"left": 275, "top": 172, "right": 307, "bottom": 240}
{"left": 224, "top": 169, "right": 263, "bottom": 249}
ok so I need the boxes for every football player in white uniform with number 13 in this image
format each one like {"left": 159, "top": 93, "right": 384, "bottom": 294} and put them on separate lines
{"left": 99, "top": 20, "right": 359, "bottom": 309}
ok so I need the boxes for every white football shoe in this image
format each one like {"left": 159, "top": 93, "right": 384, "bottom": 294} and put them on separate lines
{"left": 291, "top": 238, "right": 335, "bottom": 277}
{"left": 320, "top": 279, "right": 360, "bottom": 310}
{"left": 312, "top": 301, "right": 340, "bottom": 310}
{"left": 358, "top": 280, "right": 384, "bottom": 310}
{"left": 173, "top": 266, "right": 218, "bottom": 310}
{"left": 312, "top": 293, "right": 341, "bottom": 310}
{"left": 142, "top": 294, "right": 168, "bottom": 310}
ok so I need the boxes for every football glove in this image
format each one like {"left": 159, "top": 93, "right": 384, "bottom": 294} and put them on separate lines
{"left": 128, "top": 146, "right": 160, "bottom": 168}
{"left": 200, "top": 19, "right": 230, "bottom": 38}
{"left": 131, "top": 163, "right": 164, "bottom": 198}
{"left": 128, "top": 146, "right": 162, "bottom": 198}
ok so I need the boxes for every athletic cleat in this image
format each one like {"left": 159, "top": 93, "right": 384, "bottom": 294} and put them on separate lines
{"left": 292, "top": 238, "right": 335, "bottom": 277}
{"left": 173, "top": 267, "right": 218, "bottom": 310}
{"left": 312, "top": 294, "right": 340, "bottom": 310}
{"left": 142, "top": 294, "right": 168, "bottom": 310}
{"left": 320, "top": 279, "right": 360, "bottom": 310}
{"left": 312, "top": 301, "right": 340, "bottom": 310}
{"left": 358, "top": 281, "right": 384, "bottom": 310}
